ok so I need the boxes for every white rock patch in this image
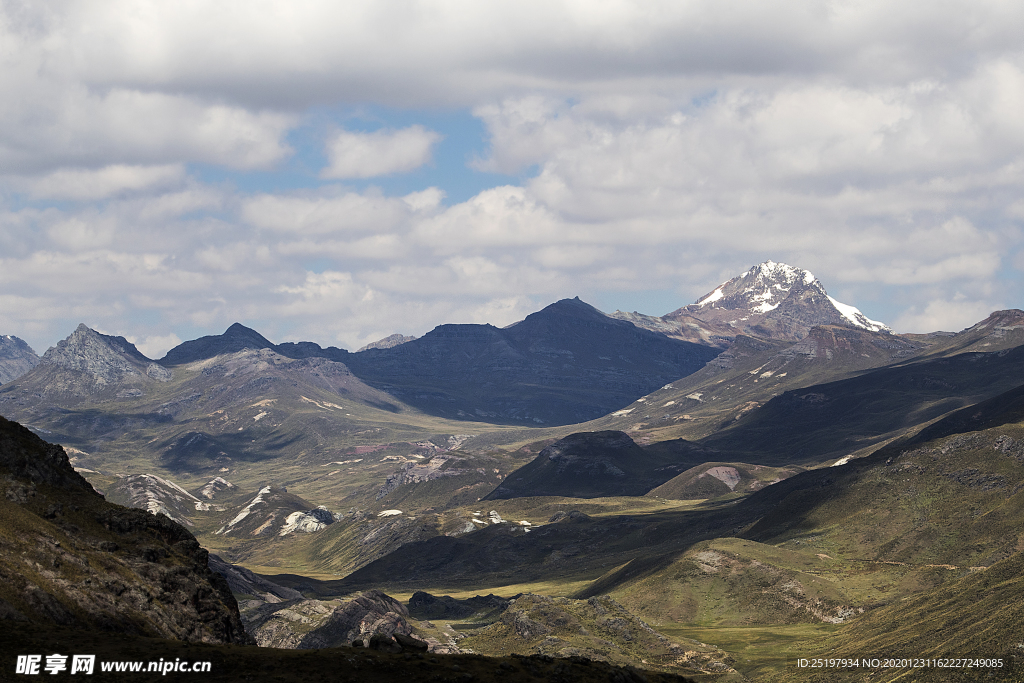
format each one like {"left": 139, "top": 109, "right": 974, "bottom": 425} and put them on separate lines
{"left": 700, "top": 466, "right": 742, "bottom": 490}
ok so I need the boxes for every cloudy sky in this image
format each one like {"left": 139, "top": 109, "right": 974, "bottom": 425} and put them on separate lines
{"left": 2, "top": 0, "right": 1023, "bottom": 357}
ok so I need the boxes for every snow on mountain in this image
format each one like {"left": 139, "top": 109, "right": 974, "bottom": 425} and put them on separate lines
{"left": 826, "top": 296, "right": 889, "bottom": 333}
{"left": 670, "top": 261, "right": 892, "bottom": 339}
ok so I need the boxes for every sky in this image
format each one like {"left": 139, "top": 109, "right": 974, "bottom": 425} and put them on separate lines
{"left": 2, "top": 0, "right": 1023, "bottom": 358}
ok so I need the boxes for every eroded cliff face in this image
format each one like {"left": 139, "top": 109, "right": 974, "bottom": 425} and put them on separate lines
{"left": 0, "top": 414, "right": 251, "bottom": 644}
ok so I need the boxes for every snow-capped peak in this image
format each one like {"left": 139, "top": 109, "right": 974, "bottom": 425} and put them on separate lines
{"left": 751, "top": 260, "right": 815, "bottom": 287}
{"left": 693, "top": 261, "right": 820, "bottom": 311}
{"left": 679, "top": 260, "right": 891, "bottom": 337}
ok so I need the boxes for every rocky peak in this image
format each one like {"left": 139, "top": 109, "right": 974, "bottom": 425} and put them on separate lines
{"left": 669, "top": 261, "right": 890, "bottom": 340}
{"left": 0, "top": 334, "right": 40, "bottom": 384}
{"left": 964, "top": 309, "right": 1024, "bottom": 333}
{"left": 160, "top": 323, "right": 275, "bottom": 365}
{"left": 357, "top": 333, "right": 417, "bottom": 352}
{"left": 41, "top": 324, "right": 154, "bottom": 384}
{"left": 199, "top": 476, "right": 237, "bottom": 500}
{"left": 690, "top": 261, "right": 822, "bottom": 314}
{"left": 509, "top": 296, "right": 605, "bottom": 327}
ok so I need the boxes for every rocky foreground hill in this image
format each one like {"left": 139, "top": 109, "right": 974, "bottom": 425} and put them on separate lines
{"left": 0, "top": 414, "right": 249, "bottom": 643}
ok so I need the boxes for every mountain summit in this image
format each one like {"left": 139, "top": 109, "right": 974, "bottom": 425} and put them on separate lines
{"left": 161, "top": 322, "right": 275, "bottom": 365}
{"left": 669, "top": 261, "right": 890, "bottom": 340}
{"left": 0, "top": 334, "right": 39, "bottom": 384}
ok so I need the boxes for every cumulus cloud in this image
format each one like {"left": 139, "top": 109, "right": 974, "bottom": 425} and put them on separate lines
{"left": 1, "top": 0, "right": 1023, "bottom": 354}
{"left": 12, "top": 164, "right": 185, "bottom": 201}
{"left": 321, "top": 126, "right": 441, "bottom": 179}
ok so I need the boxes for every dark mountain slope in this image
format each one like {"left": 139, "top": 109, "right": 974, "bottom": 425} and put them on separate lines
{"left": 592, "top": 324, "right": 925, "bottom": 444}
{"left": 160, "top": 323, "right": 276, "bottom": 365}
{"left": 155, "top": 299, "right": 720, "bottom": 427}
{"left": 697, "top": 343, "right": 1024, "bottom": 465}
{"left": 343, "top": 298, "right": 721, "bottom": 426}
{"left": 0, "top": 414, "right": 249, "bottom": 643}
{"left": 900, "top": 381, "right": 1024, "bottom": 448}
{"left": 484, "top": 431, "right": 712, "bottom": 499}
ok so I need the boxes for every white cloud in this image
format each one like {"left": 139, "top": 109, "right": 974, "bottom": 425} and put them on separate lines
{"left": 130, "top": 332, "right": 183, "bottom": 359}
{"left": 14, "top": 164, "right": 185, "bottom": 201}
{"left": 321, "top": 126, "right": 441, "bottom": 179}
{"left": 892, "top": 297, "right": 1003, "bottom": 334}
{"left": 2, "top": 0, "right": 1024, "bottom": 354}
{"left": 241, "top": 190, "right": 419, "bottom": 234}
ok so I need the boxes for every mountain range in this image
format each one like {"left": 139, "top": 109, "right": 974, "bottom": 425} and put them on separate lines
{"left": 5, "top": 260, "right": 1024, "bottom": 680}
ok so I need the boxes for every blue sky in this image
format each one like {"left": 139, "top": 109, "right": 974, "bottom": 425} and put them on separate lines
{"left": 1, "top": 1, "right": 1023, "bottom": 357}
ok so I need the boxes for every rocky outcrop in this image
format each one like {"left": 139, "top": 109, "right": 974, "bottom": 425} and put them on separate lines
{"left": 243, "top": 590, "right": 413, "bottom": 649}
{"left": 215, "top": 485, "right": 334, "bottom": 537}
{"left": 278, "top": 507, "right": 335, "bottom": 535}
{"left": 376, "top": 456, "right": 477, "bottom": 500}
{"left": 0, "top": 334, "right": 39, "bottom": 384}
{"left": 0, "top": 414, "right": 250, "bottom": 644}
{"left": 357, "top": 334, "right": 417, "bottom": 351}
{"left": 105, "top": 473, "right": 204, "bottom": 527}
{"left": 645, "top": 462, "right": 804, "bottom": 500}
{"left": 199, "top": 476, "right": 237, "bottom": 499}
